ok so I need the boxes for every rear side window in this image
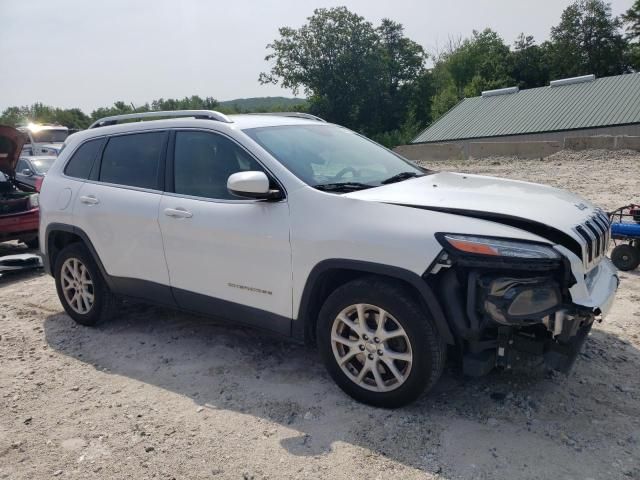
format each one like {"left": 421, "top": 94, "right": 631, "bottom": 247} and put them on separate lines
{"left": 64, "top": 138, "right": 103, "bottom": 179}
{"left": 99, "top": 132, "right": 165, "bottom": 189}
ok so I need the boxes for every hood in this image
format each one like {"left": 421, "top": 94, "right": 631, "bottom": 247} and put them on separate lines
{"left": 0, "top": 125, "right": 26, "bottom": 177}
{"left": 345, "top": 172, "right": 600, "bottom": 249}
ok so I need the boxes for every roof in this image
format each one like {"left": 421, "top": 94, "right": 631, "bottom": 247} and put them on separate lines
{"left": 412, "top": 73, "right": 640, "bottom": 144}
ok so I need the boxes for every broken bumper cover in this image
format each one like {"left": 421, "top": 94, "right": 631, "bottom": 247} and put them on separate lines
{"left": 561, "top": 250, "right": 619, "bottom": 318}
{"left": 463, "top": 254, "right": 618, "bottom": 376}
{"left": 543, "top": 255, "right": 618, "bottom": 372}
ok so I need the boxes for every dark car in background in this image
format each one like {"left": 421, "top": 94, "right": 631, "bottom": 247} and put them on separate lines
{"left": 0, "top": 126, "right": 40, "bottom": 248}
{"left": 15, "top": 155, "right": 56, "bottom": 192}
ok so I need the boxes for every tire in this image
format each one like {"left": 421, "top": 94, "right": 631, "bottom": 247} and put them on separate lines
{"left": 54, "top": 243, "right": 116, "bottom": 326}
{"left": 23, "top": 237, "right": 39, "bottom": 249}
{"left": 611, "top": 244, "right": 640, "bottom": 271}
{"left": 317, "top": 277, "right": 446, "bottom": 408}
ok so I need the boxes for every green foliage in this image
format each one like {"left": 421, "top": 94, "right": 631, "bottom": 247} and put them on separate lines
{"left": 0, "top": 95, "right": 307, "bottom": 130}
{"left": 259, "top": 7, "right": 426, "bottom": 136}
{"left": 511, "top": 34, "right": 551, "bottom": 89}
{"left": 218, "top": 96, "right": 307, "bottom": 112}
{"left": 428, "top": 28, "right": 514, "bottom": 120}
{"left": 547, "top": 0, "right": 629, "bottom": 78}
{"left": 622, "top": 0, "right": 640, "bottom": 40}
{"left": 0, "top": 103, "right": 91, "bottom": 129}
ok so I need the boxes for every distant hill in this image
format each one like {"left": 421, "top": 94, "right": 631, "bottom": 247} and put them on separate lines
{"left": 218, "top": 96, "right": 307, "bottom": 112}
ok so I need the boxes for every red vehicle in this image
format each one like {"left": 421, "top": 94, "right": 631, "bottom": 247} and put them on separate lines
{"left": 0, "top": 125, "right": 40, "bottom": 248}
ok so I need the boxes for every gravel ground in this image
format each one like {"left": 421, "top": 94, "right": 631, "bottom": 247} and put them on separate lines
{"left": 1, "top": 150, "right": 639, "bottom": 480}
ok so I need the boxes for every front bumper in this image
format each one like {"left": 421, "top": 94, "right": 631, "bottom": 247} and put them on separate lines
{"left": 458, "top": 252, "right": 618, "bottom": 377}
{"left": 555, "top": 246, "right": 619, "bottom": 318}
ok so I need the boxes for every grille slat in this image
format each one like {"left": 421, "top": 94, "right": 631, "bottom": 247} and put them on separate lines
{"left": 585, "top": 221, "right": 601, "bottom": 256}
{"left": 573, "top": 211, "right": 611, "bottom": 270}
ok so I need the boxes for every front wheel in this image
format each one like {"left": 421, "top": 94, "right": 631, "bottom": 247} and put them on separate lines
{"left": 317, "top": 277, "right": 445, "bottom": 408}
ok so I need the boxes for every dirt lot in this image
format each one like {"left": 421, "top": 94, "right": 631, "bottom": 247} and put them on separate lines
{"left": 1, "top": 150, "right": 639, "bottom": 480}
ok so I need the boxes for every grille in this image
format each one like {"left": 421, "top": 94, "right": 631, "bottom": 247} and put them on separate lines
{"left": 573, "top": 210, "right": 610, "bottom": 270}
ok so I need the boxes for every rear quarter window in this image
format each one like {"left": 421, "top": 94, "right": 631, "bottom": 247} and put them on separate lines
{"left": 64, "top": 138, "right": 103, "bottom": 179}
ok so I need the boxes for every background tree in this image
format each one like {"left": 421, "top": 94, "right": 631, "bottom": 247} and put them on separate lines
{"left": 511, "top": 34, "right": 551, "bottom": 89}
{"left": 260, "top": 7, "right": 380, "bottom": 130}
{"left": 259, "top": 7, "right": 426, "bottom": 140}
{"left": 622, "top": 0, "right": 640, "bottom": 39}
{"left": 547, "top": 0, "right": 629, "bottom": 78}
{"left": 622, "top": 0, "right": 640, "bottom": 68}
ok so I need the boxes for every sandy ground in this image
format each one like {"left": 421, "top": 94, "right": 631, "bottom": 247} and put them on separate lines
{"left": 1, "top": 149, "right": 639, "bottom": 480}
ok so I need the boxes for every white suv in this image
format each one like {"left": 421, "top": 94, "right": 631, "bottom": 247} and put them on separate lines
{"left": 39, "top": 110, "right": 618, "bottom": 407}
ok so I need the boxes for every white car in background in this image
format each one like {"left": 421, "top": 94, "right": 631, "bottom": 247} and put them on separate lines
{"left": 18, "top": 123, "right": 68, "bottom": 156}
{"left": 38, "top": 110, "right": 618, "bottom": 407}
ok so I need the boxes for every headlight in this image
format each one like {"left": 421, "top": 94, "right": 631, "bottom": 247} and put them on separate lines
{"left": 440, "top": 234, "right": 560, "bottom": 259}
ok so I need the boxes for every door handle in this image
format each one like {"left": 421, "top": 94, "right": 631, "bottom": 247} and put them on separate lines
{"left": 79, "top": 195, "right": 100, "bottom": 205}
{"left": 164, "top": 207, "right": 193, "bottom": 219}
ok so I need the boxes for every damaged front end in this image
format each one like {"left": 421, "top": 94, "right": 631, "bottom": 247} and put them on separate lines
{"left": 428, "top": 233, "right": 618, "bottom": 376}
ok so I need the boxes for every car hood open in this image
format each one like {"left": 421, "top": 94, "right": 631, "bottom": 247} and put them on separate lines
{"left": 0, "top": 125, "right": 26, "bottom": 177}
{"left": 345, "top": 172, "right": 600, "bottom": 242}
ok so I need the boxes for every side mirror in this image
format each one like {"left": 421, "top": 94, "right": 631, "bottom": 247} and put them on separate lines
{"left": 227, "top": 171, "right": 283, "bottom": 200}
{"left": 22, "top": 168, "right": 33, "bottom": 176}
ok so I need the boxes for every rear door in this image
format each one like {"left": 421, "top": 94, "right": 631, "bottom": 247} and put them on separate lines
{"left": 72, "top": 130, "right": 172, "bottom": 299}
{"left": 158, "top": 129, "right": 292, "bottom": 333}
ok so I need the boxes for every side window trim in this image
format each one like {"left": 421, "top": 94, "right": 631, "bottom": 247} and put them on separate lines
{"left": 167, "top": 128, "right": 286, "bottom": 200}
{"left": 165, "top": 130, "right": 176, "bottom": 193}
{"left": 93, "top": 130, "right": 169, "bottom": 191}
{"left": 88, "top": 137, "right": 107, "bottom": 181}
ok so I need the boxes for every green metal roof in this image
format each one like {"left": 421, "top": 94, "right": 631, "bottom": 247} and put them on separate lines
{"left": 412, "top": 73, "right": 640, "bottom": 144}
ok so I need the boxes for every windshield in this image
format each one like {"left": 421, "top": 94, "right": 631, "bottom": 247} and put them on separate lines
{"left": 244, "top": 124, "right": 425, "bottom": 188}
{"left": 30, "top": 157, "right": 56, "bottom": 174}
{"left": 30, "top": 129, "right": 68, "bottom": 143}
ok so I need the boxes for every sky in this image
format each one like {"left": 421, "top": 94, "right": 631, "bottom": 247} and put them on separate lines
{"left": 0, "top": 0, "right": 634, "bottom": 112}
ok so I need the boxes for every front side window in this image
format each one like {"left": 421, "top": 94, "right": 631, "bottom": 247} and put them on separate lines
{"left": 173, "top": 131, "right": 265, "bottom": 200}
{"left": 99, "top": 132, "right": 165, "bottom": 189}
{"left": 244, "top": 124, "right": 425, "bottom": 190}
{"left": 64, "top": 138, "right": 103, "bottom": 180}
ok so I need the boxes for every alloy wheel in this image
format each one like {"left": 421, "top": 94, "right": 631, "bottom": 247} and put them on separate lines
{"left": 330, "top": 303, "right": 413, "bottom": 392}
{"left": 61, "top": 257, "right": 95, "bottom": 314}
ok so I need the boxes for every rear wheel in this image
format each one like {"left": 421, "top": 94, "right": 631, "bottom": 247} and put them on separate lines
{"left": 54, "top": 243, "right": 115, "bottom": 326}
{"left": 611, "top": 244, "right": 640, "bottom": 271}
{"left": 317, "top": 277, "right": 445, "bottom": 408}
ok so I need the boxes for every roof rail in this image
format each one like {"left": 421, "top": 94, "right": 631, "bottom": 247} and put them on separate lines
{"left": 89, "top": 110, "right": 233, "bottom": 129}
{"left": 246, "top": 112, "right": 326, "bottom": 122}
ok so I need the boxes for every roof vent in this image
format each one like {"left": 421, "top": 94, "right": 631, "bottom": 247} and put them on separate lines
{"left": 549, "top": 74, "right": 595, "bottom": 88}
{"left": 481, "top": 86, "right": 519, "bottom": 98}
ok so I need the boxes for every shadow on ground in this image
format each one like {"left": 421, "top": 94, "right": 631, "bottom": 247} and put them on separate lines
{"left": 43, "top": 301, "right": 640, "bottom": 478}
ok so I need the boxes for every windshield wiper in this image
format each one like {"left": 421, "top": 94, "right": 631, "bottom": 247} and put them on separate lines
{"left": 380, "top": 171, "right": 424, "bottom": 185}
{"left": 314, "top": 182, "right": 373, "bottom": 192}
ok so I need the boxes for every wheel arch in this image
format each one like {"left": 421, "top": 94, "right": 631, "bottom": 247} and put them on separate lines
{"left": 294, "top": 259, "right": 455, "bottom": 346}
{"left": 44, "top": 223, "right": 114, "bottom": 289}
